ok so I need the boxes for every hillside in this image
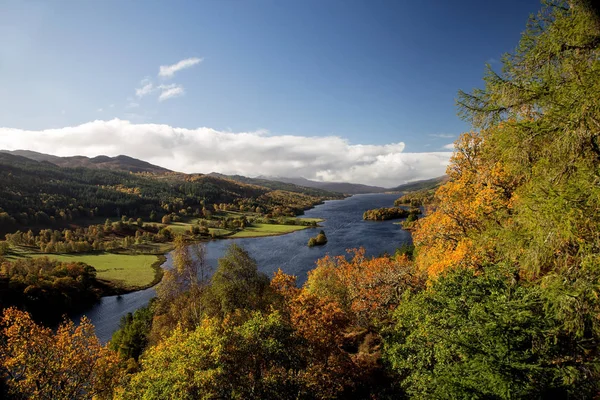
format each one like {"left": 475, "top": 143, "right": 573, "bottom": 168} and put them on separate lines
{"left": 0, "top": 150, "right": 172, "bottom": 174}
{"left": 258, "top": 175, "right": 386, "bottom": 194}
{"left": 0, "top": 152, "right": 336, "bottom": 233}
{"left": 208, "top": 172, "right": 345, "bottom": 199}
{"left": 390, "top": 175, "right": 447, "bottom": 193}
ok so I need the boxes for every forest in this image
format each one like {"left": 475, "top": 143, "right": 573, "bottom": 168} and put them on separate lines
{"left": 1, "top": 1, "right": 600, "bottom": 398}
{"left": 0, "top": 152, "right": 341, "bottom": 235}
{"left": 363, "top": 207, "right": 414, "bottom": 221}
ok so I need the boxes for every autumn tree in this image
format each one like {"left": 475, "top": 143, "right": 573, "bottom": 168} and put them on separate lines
{"left": 119, "top": 311, "right": 305, "bottom": 400}
{"left": 455, "top": 0, "right": 600, "bottom": 277}
{"left": 306, "top": 248, "right": 424, "bottom": 326}
{"left": 151, "top": 235, "right": 209, "bottom": 342}
{"left": 208, "top": 243, "right": 271, "bottom": 317}
{"left": 0, "top": 307, "right": 122, "bottom": 399}
{"left": 412, "top": 130, "right": 519, "bottom": 276}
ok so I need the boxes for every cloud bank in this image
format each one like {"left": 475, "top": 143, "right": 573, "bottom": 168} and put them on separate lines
{"left": 0, "top": 119, "right": 451, "bottom": 187}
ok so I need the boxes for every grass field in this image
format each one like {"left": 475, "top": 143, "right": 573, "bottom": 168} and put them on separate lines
{"left": 25, "top": 252, "right": 162, "bottom": 291}
{"left": 167, "top": 219, "right": 200, "bottom": 234}
{"left": 297, "top": 218, "right": 324, "bottom": 223}
{"left": 230, "top": 223, "right": 313, "bottom": 238}
{"left": 162, "top": 214, "right": 324, "bottom": 238}
{"left": 209, "top": 228, "right": 233, "bottom": 236}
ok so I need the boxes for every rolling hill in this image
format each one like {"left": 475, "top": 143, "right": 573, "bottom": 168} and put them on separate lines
{"left": 257, "top": 176, "right": 387, "bottom": 195}
{"left": 390, "top": 176, "right": 448, "bottom": 193}
{"left": 0, "top": 150, "right": 172, "bottom": 174}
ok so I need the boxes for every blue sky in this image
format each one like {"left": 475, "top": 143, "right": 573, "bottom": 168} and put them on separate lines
{"left": 0, "top": 0, "right": 542, "bottom": 185}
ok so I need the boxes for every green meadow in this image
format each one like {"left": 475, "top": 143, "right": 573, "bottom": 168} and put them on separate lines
{"left": 230, "top": 223, "right": 313, "bottom": 238}
{"left": 22, "top": 252, "right": 163, "bottom": 291}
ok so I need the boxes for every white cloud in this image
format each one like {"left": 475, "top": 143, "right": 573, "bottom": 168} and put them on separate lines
{"left": 157, "top": 84, "right": 184, "bottom": 101}
{"left": 126, "top": 101, "right": 140, "bottom": 109}
{"left": 97, "top": 108, "right": 103, "bottom": 112}
{"left": 135, "top": 82, "right": 154, "bottom": 98}
{"left": 0, "top": 119, "right": 452, "bottom": 187}
{"left": 134, "top": 80, "right": 185, "bottom": 102}
{"left": 442, "top": 143, "right": 455, "bottom": 150}
{"left": 158, "top": 57, "right": 203, "bottom": 78}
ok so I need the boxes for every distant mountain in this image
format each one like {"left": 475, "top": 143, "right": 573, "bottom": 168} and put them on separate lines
{"left": 257, "top": 176, "right": 386, "bottom": 195}
{"left": 208, "top": 173, "right": 344, "bottom": 199}
{"left": 0, "top": 150, "right": 172, "bottom": 174}
{"left": 0, "top": 152, "right": 342, "bottom": 235}
{"left": 1, "top": 149, "right": 445, "bottom": 195}
{"left": 390, "top": 176, "right": 448, "bottom": 193}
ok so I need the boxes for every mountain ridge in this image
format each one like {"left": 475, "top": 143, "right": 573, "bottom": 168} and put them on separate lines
{"left": 0, "top": 150, "right": 172, "bottom": 174}
{"left": 1, "top": 149, "right": 446, "bottom": 195}
{"left": 256, "top": 175, "right": 387, "bottom": 195}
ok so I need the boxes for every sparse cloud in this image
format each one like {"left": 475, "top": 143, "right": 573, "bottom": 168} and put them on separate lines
{"left": 0, "top": 119, "right": 452, "bottom": 187}
{"left": 135, "top": 81, "right": 154, "bottom": 98}
{"left": 158, "top": 84, "right": 184, "bottom": 101}
{"left": 109, "top": 104, "right": 115, "bottom": 108}
{"left": 97, "top": 108, "right": 103, "bottom": 112}
{"left": 132, "top": 58, "right": 200, "bottom": 102}
{"left": 158, "top": 57, "right": 203, "bottom": 78}
{"left": 442, "top": 143, "right": 455, "bottom": 150}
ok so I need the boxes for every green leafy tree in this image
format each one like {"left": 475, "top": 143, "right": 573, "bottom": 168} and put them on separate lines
{"left": 151, "top": 236, "right": 209, "bottom": 341}
{"left": 209, "top": 244, "right": 271, "bottom": 316}
{"left": 119, "top": 311, "right": 304, "bottom": 400}
{"left": 383, "top": 264, "right": 599, "bottom": 399}
{"left": 456, "top": 0, "right": 600, "bottom": 277}
{"left": 110, "top": 304, "right": 154, "bottom": 362}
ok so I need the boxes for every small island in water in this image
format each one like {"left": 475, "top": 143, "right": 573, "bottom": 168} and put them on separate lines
{"left": 363, "top": 206, "right": 421, "bottom": 221}
{"left": 308, "top": 230, "right": 328, "bottom": 247}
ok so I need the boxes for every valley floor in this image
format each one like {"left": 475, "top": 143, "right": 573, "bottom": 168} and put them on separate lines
{"left": 5, "top": 216, "right": 324, "bottom": 294}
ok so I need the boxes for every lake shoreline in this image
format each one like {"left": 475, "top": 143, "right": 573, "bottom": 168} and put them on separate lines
{"left": 96, "top": 218, "right": 327, "bottom": 296}
{"left": 81, "top": 193, "right": 409, "bottom": 343}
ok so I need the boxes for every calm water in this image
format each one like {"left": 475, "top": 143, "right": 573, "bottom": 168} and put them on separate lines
{"left": 81, "top": 193, "right": 411, "bottom": 343}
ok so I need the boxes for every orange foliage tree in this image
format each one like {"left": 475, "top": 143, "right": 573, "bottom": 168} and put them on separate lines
{"left": 0, "top": 307, "right": 122, "bottom": 399}
{"left": 270, "top": 250, "right": 424, "bottom": 398}
{"left": 306, "top": 248, "right": 423, "bottom": 325}
{"left": 413, "top": 129, "right": 520, "bottom": 276}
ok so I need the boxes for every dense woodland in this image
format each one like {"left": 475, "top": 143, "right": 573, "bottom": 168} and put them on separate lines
{"left": 0, "top": 257, "right": 102, "bottom": 324}
{"left": 0, "top": 152, "right": 341, "bottom": 235}
{"left": 1, "top": 1, "right": 600, "bottom": 398}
